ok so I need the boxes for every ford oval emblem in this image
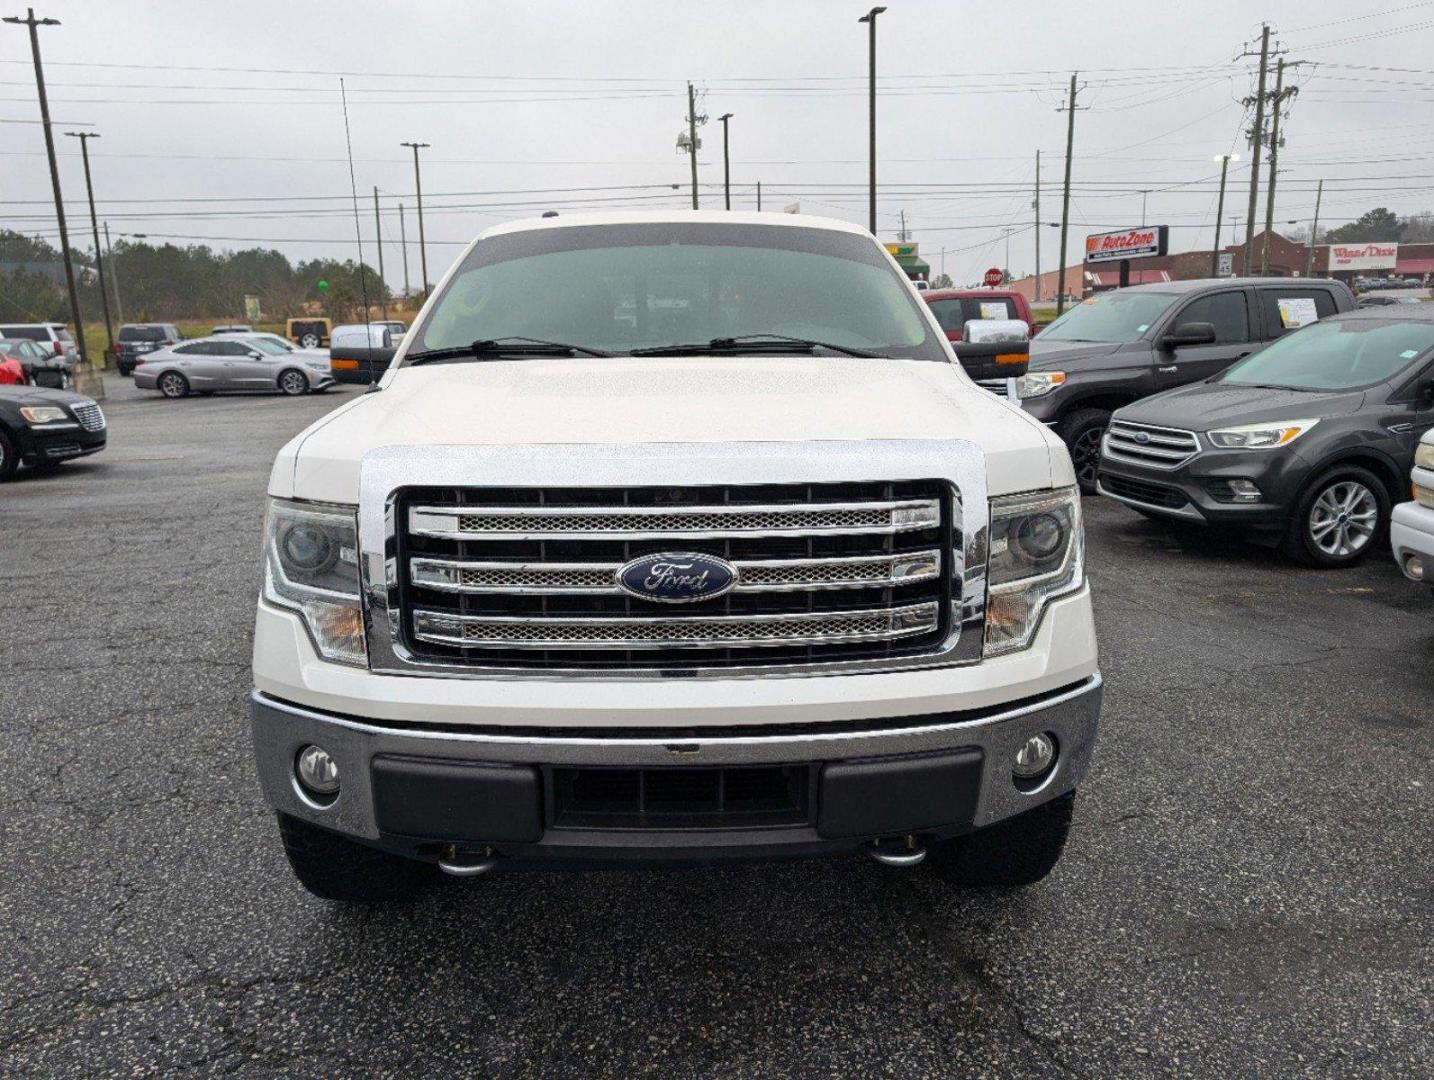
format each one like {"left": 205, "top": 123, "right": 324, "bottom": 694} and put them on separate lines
{"left": 615, "top": 552, "right": 738, "bottom": 604}
{"left": 1131, "top": 431, "right": 1151, "bottom": 444}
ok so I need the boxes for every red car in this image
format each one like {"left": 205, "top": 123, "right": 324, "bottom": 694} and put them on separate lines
{"left": 922, "top": 289, "right": 1036, "bottom": 342}
{"left": 0, "top": 342, "right": 30, "bottom": 385}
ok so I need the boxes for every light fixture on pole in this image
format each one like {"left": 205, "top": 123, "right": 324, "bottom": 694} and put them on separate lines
{"left": 1210, "top": 154, "right": 1239, "bottom": 277}
{"left": 400, "top": 141, "right": 430, "bottom": 299}
{"left": 717, "top": 112, "right": 733, "bottom": 210}
{"left": 857, "top": 6, "right": 886, "bottom": 235}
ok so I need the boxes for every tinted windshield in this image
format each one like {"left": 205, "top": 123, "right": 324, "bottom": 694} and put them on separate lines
{"left": 0, "top": 326, "right": 46, "bottom": 341}
{"left": 410, "top": 222, "right": 945, "bottom": 361}
{"left": 119, "top": 325, "right": 166, "bottom": 342}
{"left": 1221, "top": 317, "right": 1434, "bottom": 391}
{"left": 1040, "top": 291, "right": 1180, "bottom": 343}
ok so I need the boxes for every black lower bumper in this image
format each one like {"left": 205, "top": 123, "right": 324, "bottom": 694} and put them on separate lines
{"left": 1097, "top": 447, "right": 1310, "bottom": 533}
{"left": 18, "top": 424, "right": 106, "bottom": 467}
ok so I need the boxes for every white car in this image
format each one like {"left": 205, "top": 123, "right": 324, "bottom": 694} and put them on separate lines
{"left": 1391, "top": 431, "right": 1434, "bottom": 592}
{"left": 249, "top": 211, "right": 1100, "bottom": 902}
{"left": 134, "top": 333, "right": 334, "bottom": 397}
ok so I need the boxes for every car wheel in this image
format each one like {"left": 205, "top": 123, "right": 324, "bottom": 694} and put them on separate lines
{"left": 299, "top": 332, "right": 320, "bottom": 349}
{"left": 0, "top": 428, "right": 17, "bottom": 482}
{"left": 1058, "top": 408, "right": 1112, "bottom": 495}
{"left": 278, "top": 368, "right": 309, "bottom": 396}
{"left": 1281, "top": 465, "right": 1390, "bottom": 568}
{"left": 157, "top": 371, "right": 189, "bottom": 398}
{"left": 277, "top": 813, "right": 436, "bottom": 902}
{"left": 118, "top": 363, "right": 132, "bottom": 377}
{"left": 925, "top": 791, "right": 1076, "bottom": 889}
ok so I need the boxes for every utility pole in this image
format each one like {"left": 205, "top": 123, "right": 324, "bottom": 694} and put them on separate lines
{"left": 400, "top": 142, "right": 430, "bottom": 299}
{"left": 1033, "top": 149, "right": 1042, "bottom": 301}
{"left": 103, "top": 221, "right": 123, "bottom": 323}
{"left": 858, "top": 6, "right": 886, "bottom": 235}
{"left": 1140, "top": 190, "right": 1149, "bottom": 226}
{"left": 1306, "top": 178, "right": 1323, "bottom": 278}
{"left": 1056, "top": 72, "right": 1082, "bottom": 316}
{"left": 64, "top": 130, "right": 114, "bottom": 364}
{"left": 686, "top": 82, "right": 700, "bottom": 209}
{"left": 1211, "top": 153, "right": 1237, "bottom": 277}
{"left": 5, "top": 8, "right": 88, "bottom": 371}
{"left": 757, "top": 180, "right": 762, "bottom": 211}
{"left": 1242, "top": 24, "right": 1272, "bottom": 276}
{"left": 1261, "top": 57, "right": 1298, "bottom": 276}
{"left": 717, "top": 112, "right": 733, "bottom": 210}
{"left": 898, "top": 209, "right": 908, "bottom": 242}
{"left": 398, "top": 203, "right": 410, "bottom": 298}
{"left": 371, "top": 187, "right": 388, "bottom": 319}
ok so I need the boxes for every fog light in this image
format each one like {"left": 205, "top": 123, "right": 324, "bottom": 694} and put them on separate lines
{"left": 1013, "top": 732, "right": 1056, "bottom": 779}
{"left": 296, "top": 744, "right": 340, "bottom": 796}
{"left": 1406, "top": 555, "right": 1426, "bottom": 582}
{"left": 1227, "top": 479, "right": 1261, "bottom": 504}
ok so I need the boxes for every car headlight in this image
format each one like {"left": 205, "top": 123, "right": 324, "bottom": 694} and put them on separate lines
{"left": 1017, "top": 371, "right": 1066, "bottom": 399}
{"left": 1206, "top": 419, "right": 1319, "bottom": 449}
{"left": 20, "top": 405, "right": 68, "bottom": 424}
{"left": 262, "top": 498, "right": 367, "bottom": 666}
{"left": 984, "top": 486, "right": 1084, "bottom": 657}
{"left": 1415, "top": 443, "right": 1434, "bottom": 471}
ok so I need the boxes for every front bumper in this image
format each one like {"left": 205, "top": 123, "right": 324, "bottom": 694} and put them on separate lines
{"left": 250, "top": 674, "right": 1101, "bottom": 865}
{"left": 17, "top": 422, "right": 106, "bottom": 466}
{"left": 1390, "top": 497, "right": 1434, "bottom": 584}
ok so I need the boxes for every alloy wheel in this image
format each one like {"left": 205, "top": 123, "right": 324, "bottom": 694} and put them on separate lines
{"left": 300, "top": 334, "right": 320, "bottom": 348}
{"left": 1308, "top": 481, "right": 1378, "bottom": 557}
{"left": 1072, "top": 427, "right": 1104, "bottom": 487}
{"left": 160, "top": 373, "right": 185, "bottom": 398}
{"left": 280, "top": 371, "right": 307, "bottom": 395}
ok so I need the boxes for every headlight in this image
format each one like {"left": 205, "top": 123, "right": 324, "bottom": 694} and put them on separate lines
{"left": 1206, "top": 419, "right": 1319, "bottom": 450}
{"left": 1017, "top": 371, "right": 1066, "bottom": 399}
{"left": 1415, "top": 443, "right": 1434, "bottom": 471}
{"left": 1416, "top": 485, "right": 1434, "bottom": 509}
{"left": 20, "top": 405, "right": 68, "bottom": 424}
{"left": 984, "top": 486, "right": 1084, "bottom": 657}
{"left": 262, "top": 498, "right": 366, "bottom": 666}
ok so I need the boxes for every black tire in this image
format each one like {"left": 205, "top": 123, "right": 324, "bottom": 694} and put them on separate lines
{"left": 0, "top": 428, "right": 17, "bottom": 482}
{"left": 278, "top": 368, "right": 309, "bottom": 396}
{"left": 157, "top": 370, "right": 189, "bottom": 398}
{"left": 277, "top": 813, "right": 436, "bottom": 902}
{"left": 1058, "top": 408, "right": 1112, "bottom": 495}
{"left": 299, "top": 332, "right": 321, "bottom": 349}
{"left": 1280, "top": 464, "right": 1390, "bottom": 568}
{"left": 925, "top": 791, "right": 1076, "bottom": 889}
{"left": 118, "top": 362, "right": 133, "bottom": 377}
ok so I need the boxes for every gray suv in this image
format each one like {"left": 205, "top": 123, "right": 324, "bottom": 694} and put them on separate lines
{"left": 1021, "top": 278, "right": 1356, "bottom": 491}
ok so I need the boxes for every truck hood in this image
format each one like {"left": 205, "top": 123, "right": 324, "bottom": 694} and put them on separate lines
{"left": 1027, "top": 339, "right": 1125, "bottom": 371}
{"left": 275, "top": 355, "right": 1067, "bottom": 502}
{"left": 1117, "top": 379, "right": 1365, "bottom": 430}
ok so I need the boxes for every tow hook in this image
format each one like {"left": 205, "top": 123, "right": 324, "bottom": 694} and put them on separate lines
{"left": 866, "top": 835, "right": 927, "bottom": 868}
{"left": 437, "top": 844, "right": 499, "bottom": 878}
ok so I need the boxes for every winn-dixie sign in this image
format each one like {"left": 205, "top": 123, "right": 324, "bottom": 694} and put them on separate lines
{"left": 1084, "top": 226, "right": 1168, "bottom": 264}
{"left": 1326, "top": 242, "right": 1398, "bottom": 271}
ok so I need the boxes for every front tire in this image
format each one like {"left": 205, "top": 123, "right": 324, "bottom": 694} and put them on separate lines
{"left": 157, "top": 371, "right": 189, "bottom": 398}
{"left": 278, "top": 368, "right": 309, "bottom": 396}
{"left": 0, "top": 428, "right": 17, "bottom": 482}
{"left": 1280, "top": 465, "right": 1389, "bottom": 568}
{"left": 277, "top": 813, "right": 436, "bottom": 902}
{"left": 925, "top": 791, "right": 1075, "bottom": 889}
{"left": 1058, "top": 408, "right": 1112, "bottom": 495}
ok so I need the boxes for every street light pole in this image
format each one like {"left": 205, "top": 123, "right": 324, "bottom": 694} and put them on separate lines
{"left": 400, "top": 141, "right": 430, "bottom": 300}
{"left": 718, "top": 112, "right": 733, "bottom": 210}
{"left": 372, "top": 186, "right": 387, "bottom": 320}
{"left": 398, "top": 202, "right": 410, "bottom": 298}
{"left": 1306, "top": 178, "right": 1323, "bottom": 279}
{"left": 5, "top": 7, "right": 88, "bottom": 370}
{"left": 857, "top": 6, "right": 886, "bottom": 235}
{"left": 103, "top": 221, "right": 123, "bottom": 323}
{"left": 1211, "top": 153, "right": 1238, "bottom": 277}
{"left": 65, "top": 130, "right": 114, "bottom": 364}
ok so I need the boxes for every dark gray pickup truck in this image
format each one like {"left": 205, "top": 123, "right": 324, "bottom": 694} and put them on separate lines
{"left": 1020, "top": 278, "right": 1356, "bottom": 491}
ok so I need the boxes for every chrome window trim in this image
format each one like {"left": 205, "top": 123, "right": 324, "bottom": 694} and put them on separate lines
{"left": 356, "top": 440, "right": 989, "bottom": 680}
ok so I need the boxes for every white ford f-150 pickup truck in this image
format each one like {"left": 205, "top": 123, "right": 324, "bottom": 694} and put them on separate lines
{"left": 250, "top": 212, "right": 1101, "bottom": 902}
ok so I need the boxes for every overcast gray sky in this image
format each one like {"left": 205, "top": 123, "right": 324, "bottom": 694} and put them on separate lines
{"left": 4, "top": 0, "right": 1433, "bottom": 288}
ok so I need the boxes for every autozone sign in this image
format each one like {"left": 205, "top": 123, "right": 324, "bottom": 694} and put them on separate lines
{"left": 1326, "top": 243, "right": 1398, "bottom": 271}
{"left": 1084, "top": 226, "right": 1168, "bottom": 263}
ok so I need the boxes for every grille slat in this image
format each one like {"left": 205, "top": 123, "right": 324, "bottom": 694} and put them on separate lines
{"left": 71, "top": 403, "right": 105, "bottom": 432}
{"left": 1103, "top": 420, "right": 1200, "bottom": 469}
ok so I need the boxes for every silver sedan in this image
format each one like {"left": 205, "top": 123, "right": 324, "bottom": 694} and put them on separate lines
{"left": 133, "top": 334, "right": 335, "bottom": 398}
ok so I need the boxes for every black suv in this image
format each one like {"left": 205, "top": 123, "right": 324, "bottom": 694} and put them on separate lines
{"left": 1097, "top": 305, "right": 1434, "bottom": 566}
{"left": 1022, "top": 278, "right": 1356, "bottom": 491}
{"left": 114, "top": 323, "right": 182, "bottom": 376}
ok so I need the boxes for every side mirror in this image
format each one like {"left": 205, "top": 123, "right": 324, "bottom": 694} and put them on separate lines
{"left": 952, "top": 320, "right": 1030, "bottom": 381}
{"left": 1161, "top": 321, "right": 1217, "bottom": 349}
{"left": 1418, "top": 380, "right": 1434, "bottom": 408}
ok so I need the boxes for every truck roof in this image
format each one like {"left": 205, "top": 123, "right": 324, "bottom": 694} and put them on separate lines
{"left": 478, "top": 209, "right": 873, "bottom": 241}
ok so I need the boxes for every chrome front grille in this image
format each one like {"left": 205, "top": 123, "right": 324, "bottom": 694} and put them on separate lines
{"left": 71, "top": 403, "right": 105, "bottom": 432}
{"left": 1102, "top": 420, "right": 1200, "bottom": 469}
{"left": 973, "top": 377, "right": 1017, "bottom": 401}
{"left": 395, "top": 481, "right": 959, "bottom": 672}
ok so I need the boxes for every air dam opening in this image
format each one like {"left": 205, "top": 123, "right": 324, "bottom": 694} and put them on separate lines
{"left": 551, "top": 765, "right": 810, "bottom": 830}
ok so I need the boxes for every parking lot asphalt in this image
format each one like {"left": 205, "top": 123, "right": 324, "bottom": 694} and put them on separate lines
{"left": 1, "top": 377, "right": 1431, "bottom": 1079}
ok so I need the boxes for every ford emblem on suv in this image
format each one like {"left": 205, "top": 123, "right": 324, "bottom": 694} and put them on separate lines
{"left": 615, "top": 552, "right": 738, "bottom": 603}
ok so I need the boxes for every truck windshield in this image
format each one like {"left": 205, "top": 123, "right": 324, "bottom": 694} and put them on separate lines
{"left": 1040, "top": 291, "right": 1179, "bottom": 343}
{"left": 408, "top": 222, "right": 945, "bottom": 362}
{"left": 1221, "top": 318, "right": 1434, "bottom": 391}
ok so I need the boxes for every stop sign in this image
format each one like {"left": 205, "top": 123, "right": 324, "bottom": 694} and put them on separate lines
{"left": 983, "top": 267, "right": 1003, "bottom": 288}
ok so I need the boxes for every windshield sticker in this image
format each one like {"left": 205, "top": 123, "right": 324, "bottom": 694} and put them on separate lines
{"left": 1135, "top": 324, "right": 1149, "bottom": 333}
{"left": 1402, "top": 349, "right": 1420, "bottom": 358}
{"left": 979, "top": 302, "right": 1007, "bottom": 320}
{"left": 1277, "top": 297, "right": 1319, "bottom": 329}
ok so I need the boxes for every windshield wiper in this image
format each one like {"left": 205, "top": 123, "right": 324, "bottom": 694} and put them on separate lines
{"left": 630, "top": 333, "right": 878, "bottom": 358}
{"left": 406, "top": 336, "right": 610, "bottom": 366}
